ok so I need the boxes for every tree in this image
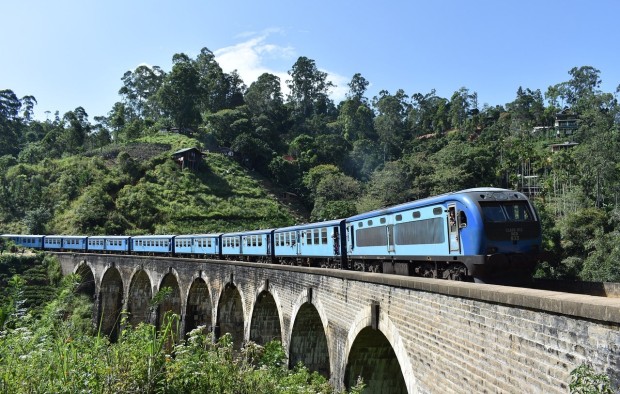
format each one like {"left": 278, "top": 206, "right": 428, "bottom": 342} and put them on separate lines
{"left": 195, "top": 47, "right": 245, "bottom": 114}
{"left": 20, "top": 95, "right": 37, "bottom": 123}
{"left": 357, "top": 161, "right": 412, "bottom": 212}
{"left": 448, "top": 87, "right": 473, "bottom": 130}
{"left": 337, "top": 73, "right": 375, "bottom": 143}
{"left": 205, "top": 108, "right": 251, "bottom": 147}
{"left": 506, "top": 87, "right": 547, "bottom": 131}
{"left": 119, "top": 65, "right": 166, "bottom": 120}
{"left": 311, "top": 172, "right": 361, "bottom": 220}
{"left": 62, "top": 108, "right": 90, "bottom": 153}
{"left": 286, "top": 57, "right": 334, "bottom": 118}
{"left": 231, "top": 133, "right": 274, "bottom": 171}
{"left": 409, "top": 89, "right": 450, "bottom": 135}
{"left": 0, "top": 90, "right": 22, "bottom": 157}
{"left": 346, "top": 73, "right": 369, "bottom": 104}
{"left": 244, "top": 73, "right": 284, "bottom": 116}
{"left": 303, "top": 164, "right": 341, "bottom": 196}
{"left": 155, "top": 53, "right": 201, "bottom": 132}
{"left": 373, "top": 89, "right": 410, "bottom": 161}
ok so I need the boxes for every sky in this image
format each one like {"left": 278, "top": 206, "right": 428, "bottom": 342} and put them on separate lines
{"left": 1, "top": 0, "right": 619, "bottom": 121}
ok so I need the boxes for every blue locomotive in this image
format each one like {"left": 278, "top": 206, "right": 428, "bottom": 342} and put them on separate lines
{"left": 344, "top": 188, "right": 542, "bottom": 281}
{"left": 1, "top": 188, "right": 543, "bottom": 282}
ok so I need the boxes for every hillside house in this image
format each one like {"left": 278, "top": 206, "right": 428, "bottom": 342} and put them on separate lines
{"left": 172, "top": 147, "right": 204, "bottom": 170}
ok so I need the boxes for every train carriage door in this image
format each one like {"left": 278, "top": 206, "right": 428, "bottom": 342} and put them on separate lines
{"left": 296, "top": 231, "right": 302, "bottom": 256}
{"left": 348, "top": 224, "right": 355, "bottom": 253}
{"left": 386, "top": 224, "right": 395, "bottom": 254}
{"left": 448, "top": 205, "right": 460, "bottom": 253}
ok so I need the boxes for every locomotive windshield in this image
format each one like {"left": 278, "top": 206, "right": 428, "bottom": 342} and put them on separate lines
{"left": 480, "top": 201, "right": 534, "bottom": 223}
{"left": 479, "top": 200, "right": 539, "bottom": 241}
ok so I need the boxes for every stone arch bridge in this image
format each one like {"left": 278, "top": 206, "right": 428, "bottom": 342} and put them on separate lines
{"left": 55, "top": 253, "right": 620, "bottom": 393}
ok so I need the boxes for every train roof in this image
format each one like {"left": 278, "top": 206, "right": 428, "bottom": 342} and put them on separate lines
{"left": 346, "top": 188, "right": 525, "bottom": 222}
{"left": 88, "top": 235, "right": 131, "bottom": 239}
{"left": 175, "top": 233, "right": 222, "bottom": 238}
{"left": 130, "top": 234, "right": 176, "bottom": 239}
{"left": 274, "top": 219, "right": 344, "bottom": 233}
{"left": 45, "top": 235, "right": 88, "bottom": 239}
{"left": 2, "top": 234, "right": 45, "bottom": 238}
{"left": 223, "top": 229, "right": 274, "bottom": 237}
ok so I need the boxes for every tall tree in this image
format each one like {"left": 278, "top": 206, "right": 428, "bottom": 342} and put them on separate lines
{"left": 372, "top": 89, "right": 410, "bottom": 161}
{"left": 346, "top": 73, "right": 369, "bottom": 104}
{"left": 244, "top": 73, "right": 284, "bottom": 116}
{"left": 119, "top": 65, "right": 166, "bottom": 120}
{"left": 0, "top": 90, "right": 22, "bottom": 156}
{"left": 155, "top": 53, "right": 201, "bottom": 132}
{"left": 286, "top": 56, "right": 334, "bottom": 118}
{"left": 194, "top": 47, "right": 245, "bottom": 114}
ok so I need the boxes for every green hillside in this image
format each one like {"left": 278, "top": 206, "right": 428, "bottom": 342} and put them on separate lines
{"left": 0, "top": 133, "right": 301, "bottom": 236}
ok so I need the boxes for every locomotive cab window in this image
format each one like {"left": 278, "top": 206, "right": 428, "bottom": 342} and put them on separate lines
{"left": 480, "top": 201, "right": 534, "bottom": 222}
{"left": 459, "top": 211, "right": 468, "bottom": 228}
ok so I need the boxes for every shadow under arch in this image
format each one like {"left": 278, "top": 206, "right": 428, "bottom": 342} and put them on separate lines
{"left": 184, "top": 277, "right": 212, "bottom": 336}
{"left": 127, "top": 269, "right": 152, "bottom": 326}
{"left": 216, "top": 282, "right": 245, "bottom": 350}
{"left": 74, "top": 261, "right": 96, "bottom": 300}
{"left": 156, "top": 272, "right": 182, "bottom": 331}
{"left": 249, "top": 290, "right": 282, "bottom": 345}
{"left": 345, "top": 327, "right": 407, "bottom": 393}
{"left": 98, "top": 266, "right": 123, "bottom": 341}
{"left": 289, "top": 302, "right": 330, "bottom": 378}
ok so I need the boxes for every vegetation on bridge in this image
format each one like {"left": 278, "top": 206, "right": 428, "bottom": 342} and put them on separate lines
{"left": 0, "top": 254, "right": 364, "bottom": 393}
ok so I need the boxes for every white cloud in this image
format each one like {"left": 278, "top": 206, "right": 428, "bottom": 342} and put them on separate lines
{"left": 214, "top": 31, "right": 294, "bottom": 96}
{"left": 214, "top": 31, "right": 349, "bottom": 104}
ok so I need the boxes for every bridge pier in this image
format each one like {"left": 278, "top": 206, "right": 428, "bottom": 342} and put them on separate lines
{"left": 60, "top": 253, "right": 620, "bottom": 393}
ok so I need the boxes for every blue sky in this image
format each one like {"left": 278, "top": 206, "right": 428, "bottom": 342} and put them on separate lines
{"left": 1, "top": 0, "right": 619, "bottom": 121}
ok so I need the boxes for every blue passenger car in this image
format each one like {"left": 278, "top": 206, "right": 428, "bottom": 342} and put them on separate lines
{"left": 346, "top": 188, "right": 542, "bottom": 281}
{"left": 88, "top": 236, "right": 131, "bottom": 253}
{"left": 239, "top": 229, "right": 273, "bottom": 263}
{"left": 174, "top": 234, "right": 221, "bottom": 258}
{"left": 131, "top": 235, "right": 175, "bottom": 255}
{"left": 273, "top": 220, "right": 347, "bottom": 268}
{"left": 221, "top": 232, "right": 241, "bottom": 258}
{"left": 1, "top": 234, "right": 45, "bottom": 250}
{"left": 221, "top": 229, "right": 273, "bottom": 262}
{"left": 43, "top": 235, "right": 63, "bottom": 250}
{"left": 39, "top": 235, "right": 87, "bottom": 251}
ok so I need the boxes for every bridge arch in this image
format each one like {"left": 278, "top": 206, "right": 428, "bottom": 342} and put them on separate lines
{"left": 184, "top": 276, "right": 213, "bottom": 336}
{"left": 156, "top": 271, "right": 183, "bottom": 331}
{"left": 216, "top": 282, "right": 246, "bottom": 349}
{"left": 249, "top": 287, "right": 282, "bottom": 345}
{"left": 289, "top": 293, "right": 330, "bottom": 378}
{"left": 343, "top": 305, "right": 415, "bottom": 394}
{"left": 127, "top": 269, "right": 153, "bottom": 326}
{"left": 98, "top": 266, "right": 123, "bottom": 341}
{"left": 74, "top": 261, "right": 96, "bottom": 299}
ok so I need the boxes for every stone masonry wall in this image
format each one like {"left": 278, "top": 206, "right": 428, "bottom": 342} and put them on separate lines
{"left": 57, "top": 253, "right": 620, "bottom": 393}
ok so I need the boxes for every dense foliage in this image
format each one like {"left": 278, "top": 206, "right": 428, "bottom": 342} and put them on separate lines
{"left": 1, "top": 48, "right": 620, "bottom": 281}
{"left": 0, "top": 255, "right": 364, "bottom": 393}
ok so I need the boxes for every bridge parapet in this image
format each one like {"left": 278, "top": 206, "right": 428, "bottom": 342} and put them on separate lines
{"left": 56, "top": 253, "right": 620, "bottom": 393}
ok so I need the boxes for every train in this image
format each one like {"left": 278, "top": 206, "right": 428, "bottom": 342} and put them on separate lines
{"left": 2, "top": 187, "right": 545, "bottom": 283}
